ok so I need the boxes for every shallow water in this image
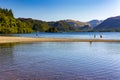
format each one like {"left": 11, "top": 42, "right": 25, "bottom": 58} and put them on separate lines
{"left": 0, "top": 42, "right": 120, "bottom": 80}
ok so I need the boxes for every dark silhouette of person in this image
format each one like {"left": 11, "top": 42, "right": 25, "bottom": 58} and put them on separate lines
{"left": 100, "top": 34, "right": 102, "bottom": 38}
{"left": 36, "top": 31, "right": 39, "bottom": 37}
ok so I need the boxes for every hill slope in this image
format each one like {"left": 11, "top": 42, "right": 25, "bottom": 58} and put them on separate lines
{"left": 63, "top": 19, "right": 92, "bottom": 31}
{"left": 94, "top": 16, "right": 120, "bottom": 31}
{"left": 88, "top": 20, "right": 103, "bottom": 28}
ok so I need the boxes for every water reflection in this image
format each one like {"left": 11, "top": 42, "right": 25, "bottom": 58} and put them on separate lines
{"left": 0, "top": 43, "right": 24, "bottom": 80}
{"left": 0, "top": 43, "right": 15, "bottom": 63}
{"left": 89, "top": 41, "right": 92, "bottom": 45}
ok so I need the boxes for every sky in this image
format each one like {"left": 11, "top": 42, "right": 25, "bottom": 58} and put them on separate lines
{"left": 0, "top": 0, "right": 120, "bottom": 21}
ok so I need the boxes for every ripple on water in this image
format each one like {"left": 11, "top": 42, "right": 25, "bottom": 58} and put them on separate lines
{"left": 0, "top": 42, "right": 120, "bottom": 80}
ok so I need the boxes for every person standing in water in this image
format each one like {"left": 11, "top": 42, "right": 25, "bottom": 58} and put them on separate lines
{"left": 100, "top": 34, "right": 102, "bottom": 38}
{"left": 36, "top": 31, "right": 39, "bottom": 37}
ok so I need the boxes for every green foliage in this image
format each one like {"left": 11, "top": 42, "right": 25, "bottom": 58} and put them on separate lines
{"left": 48, "top": 21, "right": 71, "bottom": 32}
{"left": 2, "top": 7, "right": 114, "bottom": 33}
{"left": 18, "top": 18, "right": 50, "bottom": 32}
{"left": 0, "top": 8, "right": 33, "bottom": 34}
{"left": 0, "top": 7, "right": 95, "bottom": 33}
{"left": 46, "top": 27, "right": 58, "bottom": 32}
{"left": 0, "top": 8, "right": 14, "bottom": 17}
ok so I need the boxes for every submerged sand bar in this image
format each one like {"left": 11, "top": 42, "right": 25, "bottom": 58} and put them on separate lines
{"left": 0, "top": 36, "right": 120, "bottom": 43}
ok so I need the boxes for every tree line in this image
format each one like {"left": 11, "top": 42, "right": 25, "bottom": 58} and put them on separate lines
{"left": 0, "top": 7, "right": 62, "bottom": 34}
{"left": 0, "top": 8, "right": 35, "bottom": 34}
{"left": 0, "top": 8, "right": 91, "bottom": 34}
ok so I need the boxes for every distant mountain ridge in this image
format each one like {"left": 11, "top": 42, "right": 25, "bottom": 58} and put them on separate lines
{"left": 94, "top": 16, "right": 120, "bottom": 31}
{"left": 1, "top": 7, "right": 120, "bottom": 33}
{"left": 17, "top": 16, "right": 120, "bottom": 32}
{"left": 62, "top": 19, "right": 92, "bottom": 31}
{"left": 48, "top": 19, "right": 91, "bottom": 32}
{"left": 88, "top": 20, "right": 103, "bottom": 28}
{"left": 63, "top": 19, "right": 89, "bottom": 27}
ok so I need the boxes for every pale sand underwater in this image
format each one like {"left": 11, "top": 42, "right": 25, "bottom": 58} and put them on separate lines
{"left": 0, "top": 36, "right": 120, "bottom": 43}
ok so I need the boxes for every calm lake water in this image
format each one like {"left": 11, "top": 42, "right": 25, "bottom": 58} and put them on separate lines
{"left": 1, "top": 32, "right": 120, "bottom": 39}
{"left": 0, "top": 32, "right": 120, "bottom": 80}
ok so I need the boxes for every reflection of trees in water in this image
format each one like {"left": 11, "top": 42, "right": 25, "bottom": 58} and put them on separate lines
{"left": 0, "top": 43, "right": 16, "bottom": 66}
{"left": 0, "top": 43, "right": 16, "bottom": 48}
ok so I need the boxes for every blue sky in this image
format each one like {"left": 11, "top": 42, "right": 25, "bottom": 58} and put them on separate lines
{"left": 0, "top": 0, "right": 120, "bottom": 21}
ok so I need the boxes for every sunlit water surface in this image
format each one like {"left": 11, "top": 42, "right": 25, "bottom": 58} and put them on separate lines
{"left": 1, "top": 32, "right": 120, "bottom": 39}
{"left": 0, "top": 42, "right": 120, "bottom": 80}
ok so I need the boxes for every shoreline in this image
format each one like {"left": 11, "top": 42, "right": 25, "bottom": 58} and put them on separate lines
{"left": 0, "top": 36, "right": 120, "bottom": 44}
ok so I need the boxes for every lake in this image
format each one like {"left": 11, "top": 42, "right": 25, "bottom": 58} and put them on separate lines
{"left": 1, "top": 32, "right": 120, "bottom": 39}
{"left": 0, "top": 32, "right": 120, "bottom": 80}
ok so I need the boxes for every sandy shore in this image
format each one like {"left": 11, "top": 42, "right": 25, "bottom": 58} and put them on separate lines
{"left": 0, "top": 36, "right": 120, "bottom": 43}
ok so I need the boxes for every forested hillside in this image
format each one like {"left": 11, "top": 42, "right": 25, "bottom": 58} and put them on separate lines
{"left": 0, "top": 8, "right": 91, "bottom": 34}
{"left": 0, "top": 8, "right": 33, "bottom": 34}
{"left": 0, "top": 8, "right": 120, "bottom": 34}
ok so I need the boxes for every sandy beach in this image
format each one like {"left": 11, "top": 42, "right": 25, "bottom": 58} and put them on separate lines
{"left": 0, "top": 36, "right": 120, "bottom": 43}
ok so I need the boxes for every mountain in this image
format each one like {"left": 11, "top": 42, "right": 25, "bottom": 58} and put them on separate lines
{"left": 88, "top": 20, "right": 103, "bottom": 28}
{"left": 48, "top": 19, "right": 92, "bottom": 32}
{"left": 48, "top": 21, "right": 71, "bottom": 32}
{"left": 64, "top": 19, "right": 89, "bottom": 27}
{"left": 63, "top": 19, "right": 92, "bottom": 31}
{"left": 1, "top": 7, "right": 120, "bottom": 33}
{"left": 94, "top": 16, "right": 120, "bottom": 31}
